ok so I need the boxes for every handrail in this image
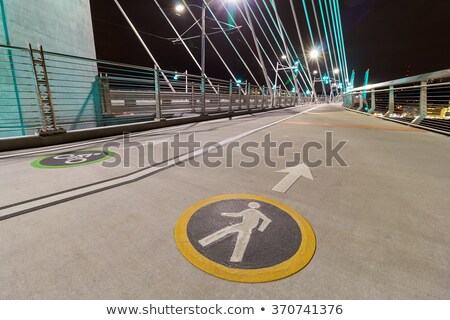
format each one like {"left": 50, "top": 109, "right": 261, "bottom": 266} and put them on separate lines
{"left": 342, "top": 67, "right": 450, "bottom": 134}
{"left": 0, "top": 44, "right": 312, "bottom": 139}
{"left": 349, "top": 68, "right": 450, "bottom": 92}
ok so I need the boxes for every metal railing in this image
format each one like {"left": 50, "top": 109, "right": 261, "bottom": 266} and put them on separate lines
{"left": 0, "top": 44, "right": 306, "bottom": 139}
{"left": 343, "top": 69, "right": 450, "bottom": 134}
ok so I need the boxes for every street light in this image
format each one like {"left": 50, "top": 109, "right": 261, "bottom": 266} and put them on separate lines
{"left": 281, "top": 54, "right": 287, "bottom": 60}
{"left": 175, "top": 0, "right": 240, "bottom": 114}
{"left": 333, "top": 68, "right": 340, "bottom": 75}
{"left": 313, "top": 70, "right": 318, "bottom": 75}
{"left": 309, "top": 48, "right": 320, "bottom": 60}
{"left": 175, "top": 4, "right": 185, "bottom": 14}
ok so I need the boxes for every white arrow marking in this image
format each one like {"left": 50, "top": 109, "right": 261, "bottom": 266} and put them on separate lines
{"left": 272, "top": 164, "right": 314, "bottom": 193}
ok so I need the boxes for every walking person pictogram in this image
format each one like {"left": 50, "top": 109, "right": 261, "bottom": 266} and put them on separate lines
{"left": 198, "top": 202, "right": 272, "bottom": 263}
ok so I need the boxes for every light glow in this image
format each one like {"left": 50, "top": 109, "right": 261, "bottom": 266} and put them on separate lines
{"left": 309, "top": 48, "right": 320, "bottom": 59}
{"left": 175, "top": 4, "right": 185, "bottom": 13}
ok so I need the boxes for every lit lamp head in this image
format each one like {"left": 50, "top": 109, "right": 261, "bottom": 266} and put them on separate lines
{"left": 175, "top": 4, "right": 185, "bottom": 15}
{"left": 309, "top": 48, "right": 320, "bottom": 60}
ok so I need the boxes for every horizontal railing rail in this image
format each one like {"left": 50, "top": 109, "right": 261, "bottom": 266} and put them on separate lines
{"left": 0, "top": 44, "right": 318, "bottom": 139}
{"left": 343, "top": 69, "right": 450, "bottom": 134}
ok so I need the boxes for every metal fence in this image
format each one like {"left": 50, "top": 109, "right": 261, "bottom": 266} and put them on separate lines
{"left": 0, "top": 44, "right": 305, "bottom": 139}
{"left": 343, "top": 69, "right": 450, "bottom": 134}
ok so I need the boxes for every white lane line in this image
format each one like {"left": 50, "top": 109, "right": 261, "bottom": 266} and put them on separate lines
{"left": 0, "top": 105, "right": 322, "bottom": 219}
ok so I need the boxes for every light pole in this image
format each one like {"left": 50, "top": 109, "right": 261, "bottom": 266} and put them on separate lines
{"left": 174, "top": 1, "right": 208, "bottom": 113}
{"left": 309, "top": 48, "right": 327, "bottom": 103}
{"left": 331, "top": 68, "right": 341, "bottom": 97}
{"left": 176, "top": 1, "right": 240, "bottom": 114}
{"left": 199, "top": 1, "right": 207, "bottom": 114}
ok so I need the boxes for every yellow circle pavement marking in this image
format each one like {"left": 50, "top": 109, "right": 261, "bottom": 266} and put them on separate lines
{"left": 174, "top": 194, "right": 316, "bottom": 283}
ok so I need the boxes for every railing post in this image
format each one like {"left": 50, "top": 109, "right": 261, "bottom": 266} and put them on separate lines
{"left": 412, "top": 80, "right": 427, "bottom": 124}
{"left": 100, "top": 73, "right": 112, "bottom": 115}
{"left": 201, "top": 75, "right": 206, "bottom": 115}
{"left": 262, "top": 86, "right": 266, "bottom": 109}
{"left": 154, "top": 66, "right": 162, "bottom": 121}
{"left": 271, "top": 87, "right": 275, "bottom": 108}
{"left": 229, "top": 80, "right": 233, "bottom": 113}
{"left": 217, "top": 85, "right": 221, "bottom": 111}
{"left": 191, "top": 82, "right": 195, "bottom": 112}
{"left": 238, "top": 83, "right": 242, "bottom": 110}
{"left": 275, "top": 87, "right": 278, "bottom": 108}
{"left": 247, "top": 82, "right": 251, "bottom": 110}
{"left": 386, "top": 85, "right": 395, "bottom": 117}
{"left": 368, "top": 89, "right": 376, "bottom": 113}
{"left": 280, "top": 89, "right": 283, "bottom": 107}
{"left": 278, "top": 85, "right": 282, "bottom": 107}
{"left": 277, "top": 87, "right": 280, "bottom": 107}
{"left": 357, "top": 93, "right": 364, "bottom": 111}
{"left": 350, "top": 93, "right": 355, "bottom": 108}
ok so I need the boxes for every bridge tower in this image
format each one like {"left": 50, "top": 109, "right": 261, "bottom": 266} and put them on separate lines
{"left": 0, "top": 0, "right": 96, "bottom": 57}
{"left": 0, "top": 0, "right": 97, "bottom": 137}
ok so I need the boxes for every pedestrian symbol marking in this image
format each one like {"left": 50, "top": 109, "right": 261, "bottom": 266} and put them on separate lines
{"left": 31, "top": 150, "right": 116, "bottom": 169}
{"left": 198, "top": 202, "right": 272, "bottom": 263}
{"left": 175, "top": 194, "right": 316, "bottom": 283}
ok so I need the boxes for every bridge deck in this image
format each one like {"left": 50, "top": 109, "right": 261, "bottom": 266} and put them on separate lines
{"left": 0, "top": 104, "right": 448, "bottom": 299}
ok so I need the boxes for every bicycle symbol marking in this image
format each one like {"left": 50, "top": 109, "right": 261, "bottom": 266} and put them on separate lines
{"left": 52, "top": 153, "right": 103, "bottom": 164}
{"left": 32, "top": 150, "right": 115, "bottom": 168}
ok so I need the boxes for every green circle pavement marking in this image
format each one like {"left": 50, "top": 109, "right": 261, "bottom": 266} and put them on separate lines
{"left": 31, "top": 150, "right": 116, "bottom": 169}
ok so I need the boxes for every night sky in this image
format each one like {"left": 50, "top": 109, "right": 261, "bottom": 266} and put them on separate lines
{"left": 90, "top": 0, "right": 450, "bottom": 87}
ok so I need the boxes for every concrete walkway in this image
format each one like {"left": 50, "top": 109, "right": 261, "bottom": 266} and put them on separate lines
{"left": 0, "top": 104, "right": 449, "bottom": 299}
